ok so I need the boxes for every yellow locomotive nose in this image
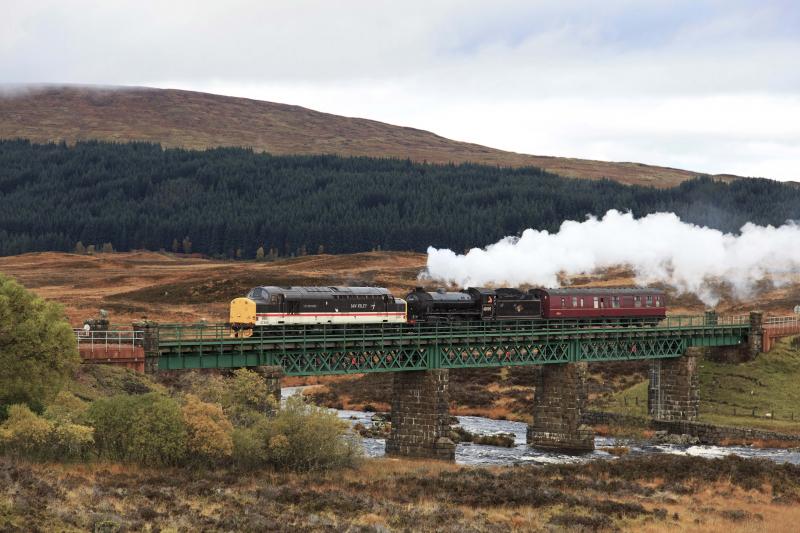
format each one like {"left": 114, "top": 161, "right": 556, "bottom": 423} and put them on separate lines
{"left": 229, "top": 297, "right": 256, "bottom": 337}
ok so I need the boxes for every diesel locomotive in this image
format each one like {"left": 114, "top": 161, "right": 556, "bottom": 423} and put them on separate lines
{"left": 229, "top": 285, "right": 666, "bottom": 336}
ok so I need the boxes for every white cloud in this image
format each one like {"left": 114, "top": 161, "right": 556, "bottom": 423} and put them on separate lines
{"left": 1, "top": 0, "right": 798, "bottom": 180}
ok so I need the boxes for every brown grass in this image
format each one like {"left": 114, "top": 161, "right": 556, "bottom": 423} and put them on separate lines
{"left": 2, "top": 454, "right": 799, "bottom": 532}
{"left": 0, "top": 85, "right": 742, "bottom": 187}
{"left": 4, "top": 250, "right": 795, "bottom": 328}
{"left": 0, "top": 250, "right": 426, "bottom": 324}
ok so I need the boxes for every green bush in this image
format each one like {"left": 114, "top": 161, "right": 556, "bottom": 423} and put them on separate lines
{"left": 231, "top": 423, "right": 270, "bottom": 468}
{"left": 0, "top": 404, "right": 52, "bottom": 459}
{"left": 0, "top": 274, "right": 80, "bottom": 415}
{"left": 88, "top": 392, "right": 187, "bottom": 465}
{"left": 180, "top": 369, "right": 277, "bottom": 427}
{"left": 0, "top": 403, "right": 93, "bottom": 460}
{"left": 87, "top": 394, "right": 143, "bottom": 460}
{"left": 49, "top": 422, "right": 95, "bottom": 460}
{"left": 129, "top": 394, "right": 187, "bottom": 466}
{"left": 224, "top": 369, "right": 278, "bottom": 426}
{"left": 232, "top": 395, "right": 361, "bottom": 471}
{"left": 268, "top": 395, "right": 361, "bottom": 470}
{"left": 44, "top": 391, "right": 89, "bottom": 424}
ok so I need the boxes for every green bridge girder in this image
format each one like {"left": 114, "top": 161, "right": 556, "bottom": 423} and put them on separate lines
{"left": 152, "top": 315, "right": 752, "bottom": 376}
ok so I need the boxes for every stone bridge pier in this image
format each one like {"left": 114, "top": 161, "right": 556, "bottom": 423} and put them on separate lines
{"left": 648, "top": 347, "right": 700, "bottom": 421}
{"left": 386, "top": 369, "right": 456, "bottom": 461}
{"left": 253, "top": 365, "right": 283, "bottom": 410}
{"left": 527, "top": 362, "right": 595, "bottom": 452}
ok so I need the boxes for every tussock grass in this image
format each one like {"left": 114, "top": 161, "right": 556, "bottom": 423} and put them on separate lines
{"left": 2, "top": 454, "right": 798, "bottom": 532}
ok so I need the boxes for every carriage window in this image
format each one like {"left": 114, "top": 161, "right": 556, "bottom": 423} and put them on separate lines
{"left": 646, "top": 295, "right": 653, "bottom": 307}
{"left": 634, "top": 296, "right": 641, "bottom": 308}
{"left": 593, "top": 297, "right": 599, "bottom": 309}
{"left": 580, "top": 298, "right": 584, "bottom": 307}
{"left": 572, "top": 296, "right": 578, "bottom": 307}
{"left": 561, "top": 297, "right": 566, "bottom": 307}
{"left": 655, "top": 296, "right": 661, "bottom": 307}
{"left": 612, "top": 296, "right": 620, "bottom": 308}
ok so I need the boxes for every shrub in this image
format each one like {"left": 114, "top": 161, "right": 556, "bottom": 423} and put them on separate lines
{"left": 87, "top": 394, "right": 144, "bottom": 460}
{"left": 0, "top": 403, "right": 93, "bottom": 460}
{"left": 230, "top": 396, "right": 360, "bottom": 471}
{"left": 49, "top": 421, "right": 94, "bottom": 460}
{"left": 178, "top": 369, "right": 278, "bottom": 428}
{"left": 0, "top": 404, "right": 53, "bottom": 459}
{"left": 259, "top": 395, "right": 360, "bottom": 471}
{"left": 44, "top": 391, "right": 89, "bottom": 424}
{"left": 177, "top": 371, "right": 227, "bottom": 404}
{"left": 129, "top": 393, "right": 187, "bottom": 466}
{"left": 182, "top": 394, "right": 234, "bottom": 463}
{"left": 88, "top": 392, "right": 187, "bottom": 465}
{"left": 232, "top": 424, "right": 270, "bottom": 468}
{"left": 0, "top": 274, "right": 80, "bottom": 415}
{"left": 224, "top": 369, "right": 277, "bottom": 426}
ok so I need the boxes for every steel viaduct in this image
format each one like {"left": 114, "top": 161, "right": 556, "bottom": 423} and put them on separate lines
{"left": 77, "top": 311, "right": 769, "bottom": 460}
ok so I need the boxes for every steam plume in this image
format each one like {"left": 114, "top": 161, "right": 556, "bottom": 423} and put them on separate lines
{"left": 424, "top": 210, "right": 800, "bottom": 306}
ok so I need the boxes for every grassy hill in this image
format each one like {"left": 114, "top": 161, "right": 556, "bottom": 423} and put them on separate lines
{"left": 602, "top": 337, "right": 800, "bottom": 434}
{"left": 0, "top": 85, "right": 739, "bottom": 187}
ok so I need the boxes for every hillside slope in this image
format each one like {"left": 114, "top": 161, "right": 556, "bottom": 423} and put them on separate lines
{"left": 0, "top": 85, "right": 735, "bottom": 187}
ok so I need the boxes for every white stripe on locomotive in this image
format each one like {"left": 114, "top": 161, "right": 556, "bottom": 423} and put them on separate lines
{"left": 255, "top": 312, "right": 407, "bottom": 326}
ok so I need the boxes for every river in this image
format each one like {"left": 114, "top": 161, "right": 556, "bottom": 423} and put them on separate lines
{"left": 283, "top": 387, "right": 800, "bottom": 466}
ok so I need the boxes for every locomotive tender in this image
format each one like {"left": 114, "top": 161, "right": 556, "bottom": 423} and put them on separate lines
{"left": 229, "top": 285, "right": 666, "bottom": 335}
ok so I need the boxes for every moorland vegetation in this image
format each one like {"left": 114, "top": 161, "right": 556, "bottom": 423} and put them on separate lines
{"left": 0, "top": 273, "right": 359, "bottom": 471}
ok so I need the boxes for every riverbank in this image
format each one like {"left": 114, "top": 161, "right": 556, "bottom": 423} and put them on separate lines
{"left": 3, "top": 454, "right": 799, "bottom": 532}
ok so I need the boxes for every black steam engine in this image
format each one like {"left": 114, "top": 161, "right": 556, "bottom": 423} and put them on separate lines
{"left": 405, "top": 287, "right": 541, "bottom": 322}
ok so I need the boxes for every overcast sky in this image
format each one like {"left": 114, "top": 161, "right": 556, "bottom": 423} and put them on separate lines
{"left": 2, "top": 0, "right": 799, "bottom": 180}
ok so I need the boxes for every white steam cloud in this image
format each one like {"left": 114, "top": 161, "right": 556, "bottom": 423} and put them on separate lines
{"left": 424, "top": 210, "right": 800, "bottom": 306}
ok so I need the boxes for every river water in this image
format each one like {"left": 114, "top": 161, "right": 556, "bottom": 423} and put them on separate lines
{"left": 283, "top": 387, "right": 800, "bottom": 466}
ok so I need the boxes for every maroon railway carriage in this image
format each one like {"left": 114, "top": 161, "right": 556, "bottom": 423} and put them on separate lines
{"left": 529, "top": 287, "right": 666, "bottom": 323}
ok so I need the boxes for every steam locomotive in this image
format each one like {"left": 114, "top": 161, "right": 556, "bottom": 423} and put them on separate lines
{"left": 229, "top": 285, "right": 666, "bottom": 336}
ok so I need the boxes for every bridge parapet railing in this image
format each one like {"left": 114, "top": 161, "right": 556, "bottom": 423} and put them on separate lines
{"left": 73, "top": 328, "right": 144, "bottom": 350}
{"left": 763, "top": 315, "right": 800, "bottom": 333}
